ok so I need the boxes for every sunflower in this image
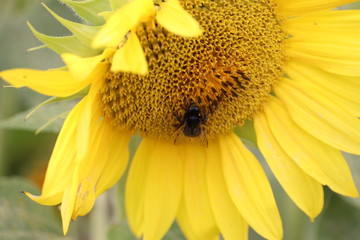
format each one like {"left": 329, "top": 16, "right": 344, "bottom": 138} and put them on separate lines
{"left": 1, "top": 0, "right": 360, "bottom": 239}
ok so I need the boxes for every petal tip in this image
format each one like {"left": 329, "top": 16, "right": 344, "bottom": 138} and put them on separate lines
{"left": 23, "top": 191, "right": 39, "bottom": 200}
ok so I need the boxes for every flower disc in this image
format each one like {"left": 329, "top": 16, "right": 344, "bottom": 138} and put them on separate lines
{"left": 100, "top": 0, "right": 285, "bottom": 141}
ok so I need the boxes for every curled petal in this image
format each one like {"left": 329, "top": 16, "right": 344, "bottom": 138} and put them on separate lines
{"left": 156, "top": 0, "right": 202, "bottom": 37}
{"left": 92, "top": 0, "right": 155, "bottom": 48}
{"left": 111, "top": 33, "right": 148, "bottom": 75}
{"left": 62, "top": 48, "right": 113, "bottom": 81}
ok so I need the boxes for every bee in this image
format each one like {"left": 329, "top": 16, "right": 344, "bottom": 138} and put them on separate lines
{"left": 174, "top": 104, "right": 208, "bottom": 146}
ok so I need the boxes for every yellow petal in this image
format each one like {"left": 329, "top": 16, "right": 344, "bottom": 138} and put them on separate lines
{"left": 72, "top": 118, "right": 110, "bottom": 219}
{"left": 111, "top": 33, "right": 148, "bottom": 75}
{"left": 63, "top": 105, "right": 124, "bottom": 233}
{"left": 41, "top": 99, "right": 87, "bottom": 197}
{"left": 125, "top": 139, "right": 150, "bottom": 237}
{"left": 75, "top": 73, "right": 106, "bottom": 161}
{"left": 219, "top": 133, "right": 282, "bottom": 240}
{"left": 275, "top": 79, "right": 360, "bottom": 155}
{"left": 284, "top": 61, "right": 360, "bottom": 107}
{"left": 285, "top": 38, "right": 360, "bottom": 77}
{"left": 182, "top": 144, "right": 219, "bottom": 239}
{"left": 59, "top": 105, "right": 105, "bottom": 235}
{"left": 206, "top": 139, "right": 248, "bottom": 240}
{"left": 264, "top": 96, "right": 358, "bottom": 197}
{"left": 143, "top": 139, "right": 184, "bottom": 240}
{"left": 23, "top": 191, "right": 63, "bottom": 206}
{"left": 72, "top": 99, "right": 126, "bottom": 219}
{"left": 62, "top": 48, "right": 113, "bottom": 81}
{"left": 0, "top": 69, "right": 87, "bottom": 97}
{"left": 59, "top": 98, "right": 125, "bottom": 233}
{"left": 21, "top": 74, "right": 126, "bottom": 235}
{"left": 277, "top": 0, "right": 357, "bottom": 17}
{"left": 284, "top": 71, "right": 360, "bottom": 117}
{"left": 92, "top": 0, "right": 155, "bottom": 48}
{"left": 156, "top": 0, "right": 202, "bottom": 37}
{"left": 96, "top": 129, "right": 131, "bottom": 193}
{"left": 61, "top": 176, "right": 79, "bottom": 234}
{"left": 254, "top": 110, "right": 324, "bottom": 219}
{"left": 177, "top": 199, "right": 201, "bottom": 240}
{"left": 284, "top": 9, "right": 360, "bottom": 36}
{"left": 72, "top": 176, "right": 97, "bottom": 218}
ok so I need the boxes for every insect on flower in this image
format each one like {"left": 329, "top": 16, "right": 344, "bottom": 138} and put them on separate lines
{"left": 1, "top": 0, "right": 359, "bottom": 239}
{"left": 174, "top": 103, "right": 208, "bottom": 146}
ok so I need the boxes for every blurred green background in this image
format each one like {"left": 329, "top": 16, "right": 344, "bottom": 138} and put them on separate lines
{"left": 0, "top": 1, "right": 359, "bottom": 240}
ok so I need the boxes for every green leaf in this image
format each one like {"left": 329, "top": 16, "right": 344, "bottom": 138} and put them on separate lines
{"left": 59, "top": 0, "right": 111, "bottom": 25}
{"left": 0, "top": 100, "right": 77, "bottom": 133}
{"left": 234, "top": 120, "right": 258, "bottom": 149}
{"left": 0, "top": 177, "right": 72, "bottom": 240}
{"left": 42, "top": 3, "right": 101, "bottom": 46}
{"left": 27, "top": 22, "right": 100, "bottom": 57}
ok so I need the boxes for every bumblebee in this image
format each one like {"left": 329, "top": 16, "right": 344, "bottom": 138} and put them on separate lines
{"left": 174, "top": 104, "right": 208, "bottom": 146}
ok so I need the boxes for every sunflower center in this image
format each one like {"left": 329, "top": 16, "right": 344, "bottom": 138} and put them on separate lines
{"left": 100, "top": 0, "right": 285, "bottom": 142}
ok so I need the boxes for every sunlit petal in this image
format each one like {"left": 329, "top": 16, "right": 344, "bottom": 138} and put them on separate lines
{"left": 62, "top": 48, "right": 113, "bottom": 81}
{"left": 156, "top": 0, "right": 202, "bottom": 37}
{"left": 111, "top": 33, "right": 148, "bottom": 75}
{"left": 0, "top": 69, "right": 87, "bottom": 97}
{"left": 254, "top": 109, "right": 324, "bottom": 219}
{"left": 40, "top": 99, "right": 87, "bottom": 198}
{"left": 264, "top": 97, "right": 358, "bottom": 197}
{"left": 284, "top": 61, "right": 360, "bottom": 108}
{"left": 284, "top": 9, "right": 360, "bottom": 37}
{"left": 143, "top": 139, "right": 183, "bottom": 240}
{"left": 285, "top": 38, "right": 360, "bottom": 76}
{"left": 125, "top": 138, "right": 149, "bottom": 238}
{"left": 277, "top": 0, "right": 358, "bottom": 17}
{"left": 275, "top": 79, "right": 360, "bottom": 155}
{"left": 206, "top": 139, "right": 248, "bottom": 240}
{"left": 220, "top": 133, "right": 282, "bottom": 240}
{"left": 92, "top": 0, "right": 154, "bottom": 48}
{"left": 177, "top": 198, "right": 206, "bottom": 240}
{"left": 182, "top": 144, "right": 219, "bottom": 239}
{"left": 96, "top": 129, "right": 131, "bottom": 194}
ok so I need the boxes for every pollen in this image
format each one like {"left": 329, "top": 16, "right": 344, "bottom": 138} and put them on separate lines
{"left": 100, "top": 0, "right": 286, "bottom": 142}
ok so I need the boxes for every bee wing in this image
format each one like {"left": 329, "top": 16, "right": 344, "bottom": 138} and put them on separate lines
{"left": 174, "top": 127, "right": 188, "bottom": 145}
{"left": 197, "top": 130, "right": 208, "bottom": 147}
{"left": 174, "top": 127, "right": 208, "bottom": 147}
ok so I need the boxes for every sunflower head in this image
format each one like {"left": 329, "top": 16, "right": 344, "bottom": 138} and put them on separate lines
{"left": 101, "top": 0, "right": 286, "bottom": 143}
{"left": 1, "top": 0, "right": 359, "bottom": 240}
